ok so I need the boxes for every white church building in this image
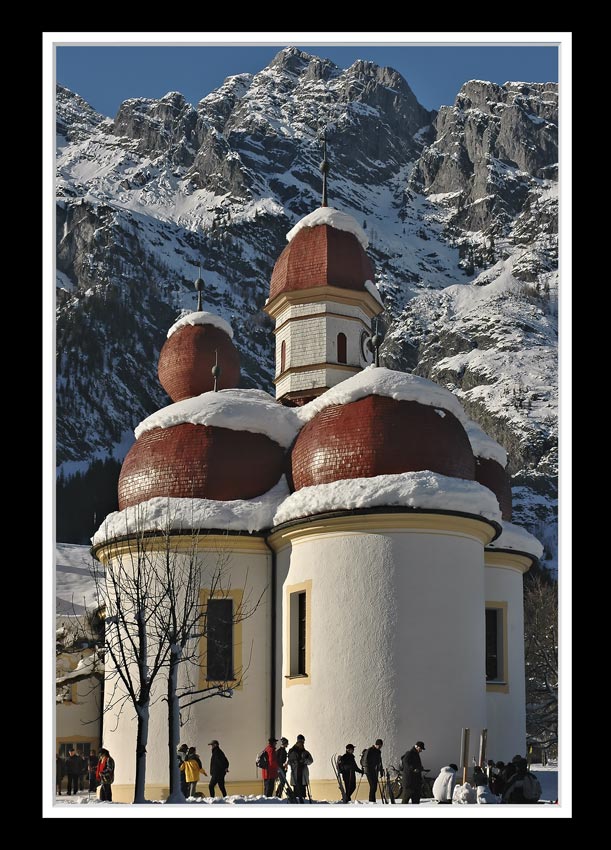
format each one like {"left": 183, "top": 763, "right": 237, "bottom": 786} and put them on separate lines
{"left": 92, "top": 203, "right": 542, "bottom": 802}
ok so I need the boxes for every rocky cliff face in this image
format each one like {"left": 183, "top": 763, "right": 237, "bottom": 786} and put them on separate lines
{"left": 56, "top": 48, "right": 558, "bottom": 567}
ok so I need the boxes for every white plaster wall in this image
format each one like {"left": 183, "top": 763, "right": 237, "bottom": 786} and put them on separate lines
{"left": 102, "top": 544, "right": 271, "bottom": 787}
{"left": 56, "top": 674, "right": 102, "bottom": 749}
{"left": 278, "top": 524, "right": 488, "bottom": 778}
{"left": 485, "top": 561, "right": 527, "bottom": 760}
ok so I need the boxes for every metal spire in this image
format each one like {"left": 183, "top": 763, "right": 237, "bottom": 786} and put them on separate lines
{"left": 320, "top": 126, "right": 329, "bottom": 207}
{"left": 211, "top": 348, "right": 221, "bottom": 392}
{"left": 195, "top": 265, "right": 204, "bottom": 312}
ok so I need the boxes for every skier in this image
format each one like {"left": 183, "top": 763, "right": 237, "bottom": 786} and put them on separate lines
{"left": 287, "top": 734, "right": 313, "bottom": 801}
{"left": 337, "top": 744, "right": 364, "bottom": 802}
{"left": 261, "top": 737, "right": 279, "bottom": 797}
{"left": 400, "top": 741, "right": 426, "bottom": 804}
{"left": 96, "top": 748, "right": 115, "bottom": 802}
{"left": 208, "top": 739, "right": 229, "bottom": 797}
{"left": 364, "top": 739, "right": 384, "bottom": 802}
{"left": 180, "top": 747, "right": 207, "bottom": 797}
{"left": 432, "top": 763, "right": 458, "bottom": 803}
{"left": 275, "top": 737, "right": 289, "bottom": 797}
{"left": 489, "top": 760, "right": 506, "bottom": 796}
{"left": 56, "top": 754, "right": 64, "bottom": 796}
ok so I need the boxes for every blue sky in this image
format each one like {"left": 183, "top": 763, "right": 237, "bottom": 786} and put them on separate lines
{"left": 56, "top": 44, "right": 558, "bottom": 118}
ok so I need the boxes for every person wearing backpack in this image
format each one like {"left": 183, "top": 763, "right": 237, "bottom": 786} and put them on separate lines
{"left": 258, "top": 737, "right": 279, "bottom": 797}
{"left": 337, "top": 744, "right": 364, "bottom": 802}
{"left": 364, "top": 739, "right": 384, "bottom": 802}
{"left": 502, "top": 757, "right": 542, "bottom": 803}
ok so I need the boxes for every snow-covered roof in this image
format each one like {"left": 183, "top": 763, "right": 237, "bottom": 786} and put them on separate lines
{"left": 135, "top": 388, "right": 301, "bottom": 447}
{"left": 296, "top": 366, "right": 468, "bottom": 425}
{"left": 92, "top": 478, "right": 290, "bottom": 544}
{"left": 273, "top": 471, "right": 501, "bottom": 526}
{"left": 465, "top": 420, "right": 508, "bottom": 467}
{"left": 56, "top": 543, "right": 101, "bottom": 614}
{"left": 486, "top": 520, "right": 543, "bottom": 560}
{"left": 167, "top": 311, "right": 234, "bottom": 340}
{"left": 286, "top": 207, "right": 369, "bottom": 250}
{"left": 364, "top": 279, "right": 384, "bottom": 307}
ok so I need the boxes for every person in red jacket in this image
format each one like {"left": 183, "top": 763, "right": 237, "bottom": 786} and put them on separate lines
{"left": 261, "top": 737, "right": 279, "bottom": 797}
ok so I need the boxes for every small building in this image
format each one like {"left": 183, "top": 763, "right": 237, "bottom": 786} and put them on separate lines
{"left": 56, "top": 543, "right": 103, "bottom": 772}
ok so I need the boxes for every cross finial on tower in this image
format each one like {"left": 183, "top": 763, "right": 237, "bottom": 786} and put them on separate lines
{"left": 319, "top": 125, "right": 329, "bottom": 207}
{"left": 211, "top": 348, "right": 221, "bottom": 392}
{"left": 370, "top": 317, "right": 384, "bottom": 367}
{"left": 195, "top": 265, "right": 204, "bottom": 312}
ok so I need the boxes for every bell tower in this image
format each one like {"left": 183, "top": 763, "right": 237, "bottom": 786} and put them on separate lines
{"left": 265, "top": 131, "right": 383, "bottom": 405}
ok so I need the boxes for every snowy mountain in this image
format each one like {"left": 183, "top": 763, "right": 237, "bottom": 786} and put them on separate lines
{"left": 55, "top": 48, "right": 558, "bottom": 568}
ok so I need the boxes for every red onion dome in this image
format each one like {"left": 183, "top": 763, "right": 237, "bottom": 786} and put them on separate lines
{"left": 269, "top": 208, "right": 375, "bottom": 303}
{"left": 118, "top": 423, "right": 285, "bottom": 509}
{"left": 475, "top": 458, "right": 512, "bottom": 521}
{"left": 118, "top": 389, "right": 299, "bottom": 509}
{"left": 158, "top": 312, "right": 240, "bottom": 402}
{"left": 290, "top": 394, "right": 474, "bottom": 491}
{"left": 464, "top": 420, "right": 511, "bottom": 520}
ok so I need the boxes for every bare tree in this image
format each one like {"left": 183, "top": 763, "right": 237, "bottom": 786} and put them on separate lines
{"left": 94, "top": 521, "right": 172, "bottom": 803}
{"left": 152, "top": 528, "right": 263, "bottom": 803}
{"left": 95, "top": 510, "right": 264, "bottom": 804}
{"left": 524, "top": 573, "right": 558, "bottom": 753}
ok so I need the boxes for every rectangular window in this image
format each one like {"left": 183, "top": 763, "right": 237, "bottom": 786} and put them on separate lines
{"left": 289, "top": 589, "right": 308, "bottom": 677}
{"left": 485, "top": 606, "right": 506, "bottom": 682}
{"left": 207, "top": 598, "right": 234, "bottom": 681}
{"left": 58, "top": 743, "right": 91, "bottom": 759}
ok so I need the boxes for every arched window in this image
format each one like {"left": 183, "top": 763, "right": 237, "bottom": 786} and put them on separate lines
{"left": 337, "top": 332, "right": 347, "bottom": 364}
{"left": 280, "top": 339, "right": 286, "bottom": 374}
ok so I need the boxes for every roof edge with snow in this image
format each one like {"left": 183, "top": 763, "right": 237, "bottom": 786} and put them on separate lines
{"left": 286, "top": 207, "right": 369, "bottom": 250}
{"left": 167, "top": 311, "right": 234, "bottom": 340}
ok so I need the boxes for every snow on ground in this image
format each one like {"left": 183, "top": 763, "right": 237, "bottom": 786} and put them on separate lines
{"left": 167, "top": 310, "right": 234, "bottom": 339}
{"left": 56, "top": 543, "right": 101, "bottom": 614}
{"left": 297, "top": 367, "right": 468, "bottom": 425}
{"left": 54, "top": 765, "right": 558, "bottom": 808}
{"left": 134, "top": 389, "right": 301, "bottom": 447}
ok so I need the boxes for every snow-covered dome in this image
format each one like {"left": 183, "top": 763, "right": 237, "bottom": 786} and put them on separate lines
{"left": 465, "top": 419, "right": 512, "bottom": 520}
{"left": 117, "top": 390, "right": 300, "bottom": 509}
{"left": 158, "top": 311, "right": 240, "bottom": 402}
{"left": 269, "top": 206, "right": 375, "bottom": 304}
{"left": 289, "top": 368, "right": 476, "bottom": 491}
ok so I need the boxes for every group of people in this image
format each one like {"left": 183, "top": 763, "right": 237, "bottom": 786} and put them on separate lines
{"left": 177, "top": 739, "right": 229, "bottom": 799}
{"left": 259, "top": 734, "right": 313, "bottom": 801}
{"left": 432, "top": 755, "right": 542, "bottom": 804}
{"left": 56, "top": 748, "right": 115, "bottom": 801}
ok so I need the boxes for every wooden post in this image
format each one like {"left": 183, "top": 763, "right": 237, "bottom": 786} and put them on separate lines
{"left": 460, "top": 728, "right": 470, "bottom": 785}
{"left": 479, "top": 729, "right": 487, "bottom": 767}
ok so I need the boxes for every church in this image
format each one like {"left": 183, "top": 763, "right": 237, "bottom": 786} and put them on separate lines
{"left": 92, "top": 188, "right": 542, "bottom": 801}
